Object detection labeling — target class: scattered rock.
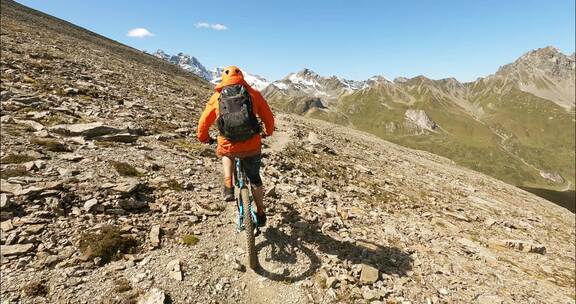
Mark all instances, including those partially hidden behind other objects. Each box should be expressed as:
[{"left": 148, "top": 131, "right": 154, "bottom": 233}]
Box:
[
  {"left": 166, "top": 259, "right": 183, "bottom": 281},
  {"left": 1, "top": 180, "right": 22, "bottom": 195},
  {"left": 1, "top": 243, "right": 35, "bottom": 256},
  {"left": 50, "top": 122, "right": 122, "bottom": 138},
  {"left": 476, "top": 295, "right": 504, "bottom": 304},
  {"left": 25, "top": 224, "right": 45, "bottom": 234},
  {"left": 488, "top": 239, "right": 546, "bottom": 254},
  {"left": 83, "top": 198, "right": 99, "bottom": 212},
  {"left": 113, "top": 179, "right": 141, "bottom": 195},
  {"left": 149, "top": 225, "right": 161, "bottom": 248},
  {"left": 1, "top": 220, "right": 14, "bottom": 232},
  {"left": 17, "top": 181, "right": 63, "bottom": 196},
  {"left": 0, "top": 194, "right": 11, "bottom": 209},
  {"left": 360, "top": 264, "right": 379, "bottom": 284},
  {"left": 94, "top": 133, "right": 139, "bottom": 143},
  {"left": 362, "top": 289, "right": 378, "bottom": 300},
  {"left": 59, "top": 153, "right": 84, "bottom": 161},
  {"left": 137, "top": 288, "right": 166, "bottom": 304},
  {"left": 14, "top": 119, "right": 44, "bottom": 131}
]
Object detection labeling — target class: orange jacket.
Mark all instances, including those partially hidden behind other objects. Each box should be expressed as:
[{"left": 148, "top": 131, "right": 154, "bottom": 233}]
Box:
[{"left": 197, "top": 66, "right": 275, "bottom": 157}]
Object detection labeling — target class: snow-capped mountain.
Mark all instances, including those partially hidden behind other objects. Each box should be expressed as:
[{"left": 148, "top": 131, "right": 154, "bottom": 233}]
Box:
[
  {"left": 152, "top": 49, "right": 271, "bottom": 91},
  {"left": 261, "top": 68, "right": 369, "bottom": 112},
  {"left": 153, "top": 50, "right": 212, "bottom": 80},
  {"left": 209, "top": 67, "right": 270, "bottom": 91}
]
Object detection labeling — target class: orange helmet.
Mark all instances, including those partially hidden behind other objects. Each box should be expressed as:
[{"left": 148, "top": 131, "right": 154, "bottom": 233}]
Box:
[{"left": 219, "top": 66, "right": 245, "bottom": 87}]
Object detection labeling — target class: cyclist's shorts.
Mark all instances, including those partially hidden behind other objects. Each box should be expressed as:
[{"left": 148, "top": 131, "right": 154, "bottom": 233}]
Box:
[{"left": 241, "top": 154, "right": 263, "bottom": 187}]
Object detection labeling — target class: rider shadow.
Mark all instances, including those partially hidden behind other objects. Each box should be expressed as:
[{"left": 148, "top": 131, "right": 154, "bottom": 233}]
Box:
[{"left": 254, "top": 206, "right": 413, "bottom": 283}]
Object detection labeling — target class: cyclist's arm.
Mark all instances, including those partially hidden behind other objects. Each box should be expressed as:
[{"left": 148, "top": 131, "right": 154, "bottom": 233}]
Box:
[
  {"left": 197, "top": 93, "right": 218, "bottom": 143},
  {"left": 252, "top": 91, "right": 275, "bottom": 136}
]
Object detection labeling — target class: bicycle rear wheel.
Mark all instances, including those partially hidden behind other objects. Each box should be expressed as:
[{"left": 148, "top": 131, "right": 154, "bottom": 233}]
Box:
[{"left": 241, "top": 187, "right": 258, "bottom": 269}]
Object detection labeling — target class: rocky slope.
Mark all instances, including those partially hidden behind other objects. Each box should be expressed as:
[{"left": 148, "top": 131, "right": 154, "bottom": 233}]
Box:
[
  {"left": 262, "top": 50, "right": 575, "bottom": 193},
  {"left": 1, "top": 1, "right": 575, "bottom": 304}
]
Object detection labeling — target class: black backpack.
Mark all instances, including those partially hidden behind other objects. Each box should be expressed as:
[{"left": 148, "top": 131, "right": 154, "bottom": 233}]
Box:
[{"left": 217, "top": 84, "right": 261, "bottom": 142}]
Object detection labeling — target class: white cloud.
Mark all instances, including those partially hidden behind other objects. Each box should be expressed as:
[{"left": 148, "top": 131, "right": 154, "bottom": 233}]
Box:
[
  {"left": 195, "top": 22, "right": 227, "bottom": 31},
  {"left": 195, "top": 22, "right": 210, "bottom": 28},
  {"left": 211, "top": 23, "right": 227, "bottom": 31},
  {"left": 127, "top": 28, "right": 155, "bottom": 38}
]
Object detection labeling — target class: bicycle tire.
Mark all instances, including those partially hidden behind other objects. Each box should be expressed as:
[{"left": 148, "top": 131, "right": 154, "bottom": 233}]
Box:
[{"left": 241, "top": 187, "right": 258, "bottom": 269}]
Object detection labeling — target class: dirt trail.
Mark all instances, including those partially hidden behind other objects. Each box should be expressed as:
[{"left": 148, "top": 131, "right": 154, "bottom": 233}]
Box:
[{"left": 265, "top": 121, "right": 293, "bottom": 153}]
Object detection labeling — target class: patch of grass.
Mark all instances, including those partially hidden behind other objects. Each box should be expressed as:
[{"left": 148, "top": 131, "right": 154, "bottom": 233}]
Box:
[
  {"left": 22, "top": 75, "right": 36, "bottom": 84},
  {"left": 0, "top": 165, "right": 30, "bottom": 178},
  {"left": 149, "top": 118, "right": 178, "bottom": 133},
  {"left": 113, "top": 278, "right": 132, "bottom": 293},
  {"left": 94, "top": 141, "right": 118, "bottom": 148},
  {"left": 174, "top": 139, "right": 202, "bottom": 151},
  {"left": 30, "top": 138, "right": 70, "bottom": 152},
  {"left": 161, "top": 138, "right": 203, "bottom": 153},
  {"left": 22, "top": 280, "right": 48, "bottom": 297},
  {"left": 181, "top": 234, "right": 199, "bottom": 246},
  {"left": 0, "top": 153, "right": 37, "bottom": 164},
  {"left": 165, "top": 179, "right": 183, "bottom": 191},
  {"left": 110, "top": 161, "right": 142, "bottom": 177},
  {"left": 40, "top": 115, "right": 69, "bottom": 127},
  {"left": 78, "top": 226, "right": 138, "bottom": 265}
]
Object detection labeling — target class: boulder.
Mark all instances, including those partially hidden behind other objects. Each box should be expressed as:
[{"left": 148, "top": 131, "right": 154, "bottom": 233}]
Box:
[
  {"left": 49, "top": 122, "right": 122, "bottom": 138},
  {"left": 17, "top": 181, "right": 63, "bottom": 196},
  {"left": 113, "top": 179, "right": 140, "bottom": 195},
  {"left": 1, "top": 243, "right": 35, "bottom": 256},
  {"left": 1, "top": 180, "right": 22, "bottom": 195},
  {"left": 93, "top": 133, "right": 139, "bottom": 143},
  {"left": 359, "top": 264, "right": 379, "bottom": 284},
  {"left": 14, "top": 119, "right": 44, "bottom": 131}
]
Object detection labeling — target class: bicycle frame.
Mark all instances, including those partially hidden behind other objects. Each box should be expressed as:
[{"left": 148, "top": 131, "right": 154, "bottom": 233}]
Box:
[{"left": 234, "top": 158, "right": 259, "bottom": 232}]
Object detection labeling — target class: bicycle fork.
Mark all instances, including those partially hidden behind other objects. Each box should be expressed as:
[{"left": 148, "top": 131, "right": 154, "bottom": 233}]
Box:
[{"left": 236, "top": 188, "right": 260, "bottom": 236}]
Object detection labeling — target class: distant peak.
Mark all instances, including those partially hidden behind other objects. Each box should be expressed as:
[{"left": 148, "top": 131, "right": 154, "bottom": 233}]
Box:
[
  {"left": 411, "top": 75, "right": 431, "bottom": 82},
  {"left": 296, "top": 68, "right": 320, "bottom": 78},
  {"left": 518, "top": 46, "right": 566, "bottom": 62}
]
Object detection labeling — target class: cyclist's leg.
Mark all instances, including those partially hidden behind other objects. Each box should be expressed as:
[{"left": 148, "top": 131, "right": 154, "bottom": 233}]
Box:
[
  {"left": 242, "top": 154, "right": 265, "bottom": 215},
  {"left": 222, "top": 156, "right": 235, "bottom": 201}
]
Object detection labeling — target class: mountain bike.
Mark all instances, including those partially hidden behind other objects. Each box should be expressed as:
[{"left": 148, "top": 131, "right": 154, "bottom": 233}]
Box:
[{"left": 234, "top": 157, "right": 260, "bottom": 269}]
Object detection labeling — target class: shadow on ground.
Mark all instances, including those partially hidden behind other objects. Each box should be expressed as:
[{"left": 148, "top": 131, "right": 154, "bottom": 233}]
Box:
[
  {"left": 520, "top": 187, "right": 575, "bottom": 213},
  {"left": 254, "top": 204, "right": 413, "bottom": 282}
]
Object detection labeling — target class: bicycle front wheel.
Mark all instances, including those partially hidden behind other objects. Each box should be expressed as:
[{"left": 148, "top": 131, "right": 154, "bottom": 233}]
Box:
[{"left": 241, "top": 187, "right": 258, "bottom": 269}]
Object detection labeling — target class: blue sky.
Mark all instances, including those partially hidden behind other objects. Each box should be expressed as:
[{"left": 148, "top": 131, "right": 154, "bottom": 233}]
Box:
[{"left": 18, "top": 0, "right": 576, "bottom": 82}]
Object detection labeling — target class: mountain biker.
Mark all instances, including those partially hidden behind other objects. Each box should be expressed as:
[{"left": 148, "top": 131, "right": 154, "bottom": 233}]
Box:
[{"left": 197, "top": 66, "right": 275, "bottom": 227}]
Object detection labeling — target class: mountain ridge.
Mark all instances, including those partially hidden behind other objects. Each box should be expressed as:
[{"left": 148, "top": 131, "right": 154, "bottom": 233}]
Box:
[{"left": 260, "top": 46, "right": 575, "bottom": 194}]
